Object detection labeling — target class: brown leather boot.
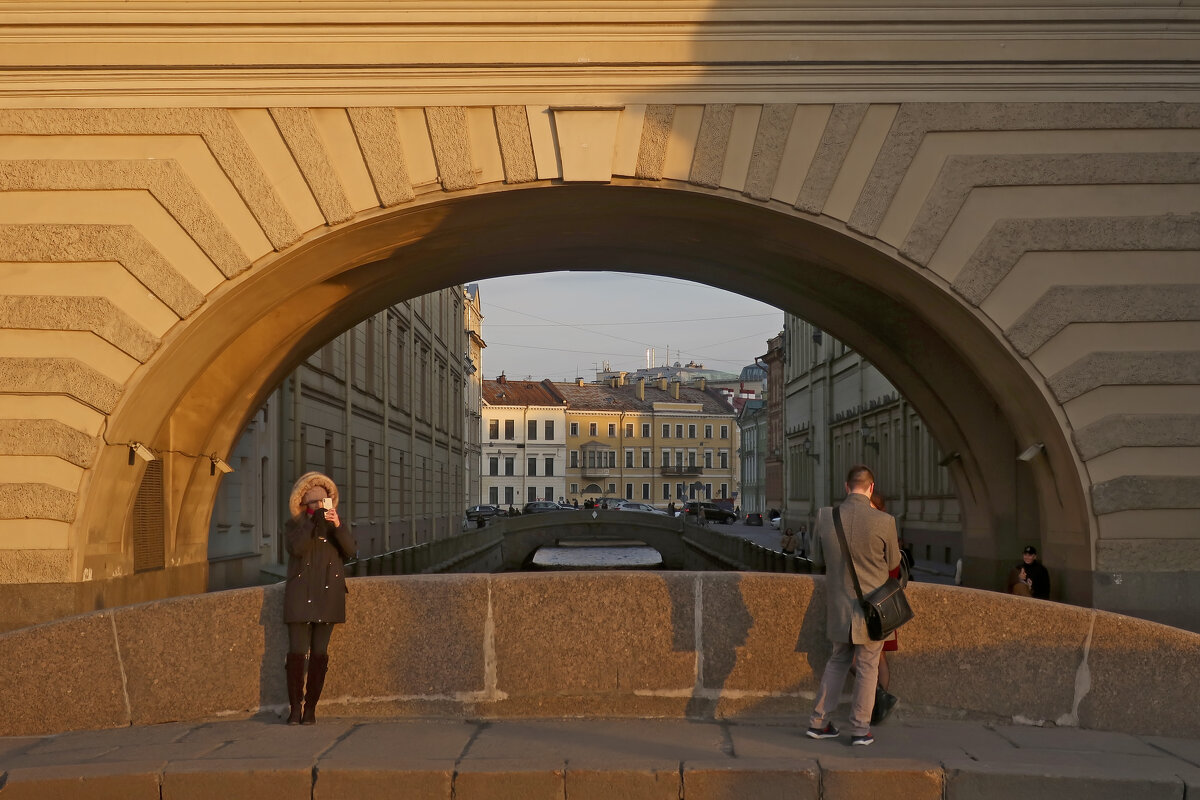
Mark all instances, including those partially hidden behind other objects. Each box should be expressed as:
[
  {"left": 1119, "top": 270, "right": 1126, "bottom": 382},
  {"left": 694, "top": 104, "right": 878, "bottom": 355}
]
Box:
[
  {"left": 285, "top": 653, "right": 306, "bottom": 725},
  {"left": 301, "top": 653, "right": 329, "bottom": 725}
]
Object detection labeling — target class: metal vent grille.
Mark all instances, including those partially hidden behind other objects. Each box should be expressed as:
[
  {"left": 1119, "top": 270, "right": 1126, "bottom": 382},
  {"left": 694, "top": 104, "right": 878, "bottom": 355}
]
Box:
[{"left": 132, "top": 460, "right": 165, "bottom": 573}]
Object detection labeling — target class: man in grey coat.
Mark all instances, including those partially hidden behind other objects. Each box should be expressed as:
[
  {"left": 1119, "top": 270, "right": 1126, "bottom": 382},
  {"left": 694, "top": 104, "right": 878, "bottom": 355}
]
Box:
[{"left": 807, "top": 464, "right": 900, "bottom": 746}]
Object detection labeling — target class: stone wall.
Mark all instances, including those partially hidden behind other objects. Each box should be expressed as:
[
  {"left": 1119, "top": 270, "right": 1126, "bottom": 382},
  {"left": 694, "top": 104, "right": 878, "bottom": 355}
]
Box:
[{"left": 2, "top": 573, "right": 1196, "bottom": 739}]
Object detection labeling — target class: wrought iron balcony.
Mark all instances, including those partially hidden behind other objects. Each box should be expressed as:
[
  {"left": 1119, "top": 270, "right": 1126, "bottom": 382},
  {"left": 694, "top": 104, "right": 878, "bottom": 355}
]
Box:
[{"left": 660, "top": 466, "right": 703, "bottom": 477}]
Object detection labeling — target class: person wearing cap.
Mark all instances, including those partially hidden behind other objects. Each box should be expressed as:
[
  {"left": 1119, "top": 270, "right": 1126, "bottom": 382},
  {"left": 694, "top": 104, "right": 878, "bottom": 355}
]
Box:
[
  {"left": 282, "top": 471, "right": 358, "bottom": 724},
  {"left": 1007, "top": 545, "right": 1050, "bottom": 600}
]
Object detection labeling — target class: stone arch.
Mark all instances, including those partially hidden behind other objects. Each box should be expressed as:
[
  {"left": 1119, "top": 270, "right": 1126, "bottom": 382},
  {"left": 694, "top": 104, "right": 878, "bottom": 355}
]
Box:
[{"left": 2, "top": 99, "right": 1198, "bottom": 629}]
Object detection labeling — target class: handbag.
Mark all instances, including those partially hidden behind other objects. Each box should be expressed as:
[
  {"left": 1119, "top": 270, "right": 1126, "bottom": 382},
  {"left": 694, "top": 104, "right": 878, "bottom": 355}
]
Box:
[{"left": 832, "top": 506, "right": 915, "bottom": 641}]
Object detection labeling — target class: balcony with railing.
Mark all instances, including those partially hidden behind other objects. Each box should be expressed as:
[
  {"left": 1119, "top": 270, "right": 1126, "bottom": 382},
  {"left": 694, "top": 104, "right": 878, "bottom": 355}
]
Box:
[{"left": 660, "top": 465, "right": 703, "bottom": 477}]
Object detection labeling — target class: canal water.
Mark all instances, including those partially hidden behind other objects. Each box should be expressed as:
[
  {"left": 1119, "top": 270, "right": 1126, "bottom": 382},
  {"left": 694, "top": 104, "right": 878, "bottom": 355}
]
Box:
[{"left": 529, "top": 540, "right": 664, "bottom": 570}]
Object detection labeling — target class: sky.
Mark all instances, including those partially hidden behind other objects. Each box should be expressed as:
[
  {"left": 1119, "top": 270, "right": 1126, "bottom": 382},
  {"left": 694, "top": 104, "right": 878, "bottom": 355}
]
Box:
[{"left": 474, "top": 271, "right": 784, "bottom": 382}]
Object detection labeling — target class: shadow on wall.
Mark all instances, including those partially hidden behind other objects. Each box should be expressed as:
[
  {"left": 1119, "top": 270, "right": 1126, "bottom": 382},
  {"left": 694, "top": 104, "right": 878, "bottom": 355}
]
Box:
[{"left": 1, "top": 573, "right": 1198, "bottom": 740}]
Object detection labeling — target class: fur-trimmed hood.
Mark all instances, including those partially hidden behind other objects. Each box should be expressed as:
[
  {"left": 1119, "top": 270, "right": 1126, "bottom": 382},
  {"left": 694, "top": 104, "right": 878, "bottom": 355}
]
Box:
[{"left": 288, "top": 471, "right": 340, "bottom": 518}]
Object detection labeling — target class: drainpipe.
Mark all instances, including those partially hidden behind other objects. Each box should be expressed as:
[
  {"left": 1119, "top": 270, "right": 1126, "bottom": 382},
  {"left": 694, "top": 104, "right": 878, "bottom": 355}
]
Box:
[{"left": 381, "top": 312, "right": 390, "bottom": 550}]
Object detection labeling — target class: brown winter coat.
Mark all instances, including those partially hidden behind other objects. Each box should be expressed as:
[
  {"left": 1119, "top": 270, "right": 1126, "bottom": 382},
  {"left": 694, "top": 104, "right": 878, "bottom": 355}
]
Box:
[
  {"left": 283, "top": 472, "right": 357, "bottom": 624},
  {"left": 811, "top": 492, "right": 901, "bottom": 644}
]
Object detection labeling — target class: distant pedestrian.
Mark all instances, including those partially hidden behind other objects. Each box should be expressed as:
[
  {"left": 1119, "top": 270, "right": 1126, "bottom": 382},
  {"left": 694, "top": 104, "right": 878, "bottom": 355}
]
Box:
[
  {"left": 807, "top": 465, "right": 900, "bottom": 747},
  {"left": 1007, "top": 546, "right": 1049, "bottom": 599},
  {"left": 780, "top": 528, "right": 797, "bottom": 556},
  {"left": 283, "top": 472, "right": 357, "bottom": 725}
]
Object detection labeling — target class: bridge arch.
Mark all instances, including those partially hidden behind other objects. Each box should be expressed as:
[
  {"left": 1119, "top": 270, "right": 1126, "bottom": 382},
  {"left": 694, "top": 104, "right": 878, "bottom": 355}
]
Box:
[{"left": 1, "top": 52, "right": 1196, "bottom": 627}]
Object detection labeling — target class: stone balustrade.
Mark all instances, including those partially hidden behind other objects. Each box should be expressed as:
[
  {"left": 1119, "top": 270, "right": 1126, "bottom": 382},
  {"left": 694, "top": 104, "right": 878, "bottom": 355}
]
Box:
[{"left": 2, "top": 573, "right": 1196, "bottom": 738}]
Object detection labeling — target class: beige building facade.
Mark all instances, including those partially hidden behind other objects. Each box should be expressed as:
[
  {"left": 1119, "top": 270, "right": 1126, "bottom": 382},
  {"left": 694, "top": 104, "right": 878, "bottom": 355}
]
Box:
[
  {"left": 207, "top": 289, "right": 469, "bottom": 591},
  {"left": 0, "top": 3, "right": 1197, "bottom": 630}
]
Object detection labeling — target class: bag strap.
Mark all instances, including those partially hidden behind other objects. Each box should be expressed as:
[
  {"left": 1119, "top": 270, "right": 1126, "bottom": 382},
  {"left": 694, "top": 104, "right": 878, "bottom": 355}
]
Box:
[{"left": 832, "top": 506, "right": 866, "bottom": 604}]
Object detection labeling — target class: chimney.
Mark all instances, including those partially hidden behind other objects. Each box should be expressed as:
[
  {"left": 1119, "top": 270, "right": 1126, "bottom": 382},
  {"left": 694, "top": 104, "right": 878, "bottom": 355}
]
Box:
[
  {"left": 699, "top": 377, "right": 707, "bottom": 391},
  {"left": 637, "top": 378, "right": 645, "bottom": 401},
  {"left": 610, "top": 377, "right": 618, "bottom": 388},
  {"left": 497, "top": 373, "right": 507, "bottom": 384},
  {"left": 576, "top": 377, "right": 585, "bottom": 386},
  {"left": 619, "top": 371, "right": 628, "bottom": 386},
  {"left": 671, "top": 380, "right": 680, "bottom": 400},
  {"left": 658, "top": 377, "right": 668, "bottom": 391}
]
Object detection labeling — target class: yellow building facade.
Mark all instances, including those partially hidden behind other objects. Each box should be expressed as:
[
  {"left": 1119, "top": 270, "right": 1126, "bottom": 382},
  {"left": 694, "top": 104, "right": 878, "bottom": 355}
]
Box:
[{"left": 558, "top": 378, "right": 738, "bottom": 509}]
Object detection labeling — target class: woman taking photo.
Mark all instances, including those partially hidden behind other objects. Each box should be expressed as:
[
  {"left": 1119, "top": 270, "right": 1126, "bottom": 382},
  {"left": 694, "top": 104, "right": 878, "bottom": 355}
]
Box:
[{"left": 283, "top": 472, "right": 357, "bottom": 725}]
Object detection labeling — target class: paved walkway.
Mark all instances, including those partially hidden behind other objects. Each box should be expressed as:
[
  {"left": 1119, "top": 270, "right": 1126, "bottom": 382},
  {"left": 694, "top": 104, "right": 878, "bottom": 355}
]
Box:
[{"left": 2, "top": 714, "right": 1197, "bottom": 798}]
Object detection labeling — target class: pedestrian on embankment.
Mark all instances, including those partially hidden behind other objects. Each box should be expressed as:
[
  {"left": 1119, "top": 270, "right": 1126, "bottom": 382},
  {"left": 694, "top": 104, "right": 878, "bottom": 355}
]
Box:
[{"left": 283, "top": 472, "right": 357, "bottom": 725}]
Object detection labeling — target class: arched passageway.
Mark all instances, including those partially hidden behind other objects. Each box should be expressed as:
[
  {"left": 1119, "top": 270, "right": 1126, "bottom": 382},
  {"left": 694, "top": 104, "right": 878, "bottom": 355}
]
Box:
[{"left": 77, "top": 183, "right": 1089, "bottom": 612}]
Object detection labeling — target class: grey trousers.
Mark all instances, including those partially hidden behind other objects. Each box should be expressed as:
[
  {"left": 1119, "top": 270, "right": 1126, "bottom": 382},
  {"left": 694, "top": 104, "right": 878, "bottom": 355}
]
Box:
[{"left": 809, "top": 639, "right": 885, "bottom": 736}]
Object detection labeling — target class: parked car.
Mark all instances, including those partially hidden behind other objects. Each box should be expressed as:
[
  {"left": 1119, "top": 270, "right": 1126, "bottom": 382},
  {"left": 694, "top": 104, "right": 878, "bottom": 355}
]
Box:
[
  {"left": 465, "top": 504, "right": 501, "bottom": 522},
  {"left": 556, "top": 502, "right": 579, "bottom": 511},
  {"left": 769, "top": 515, "right": 781, "bottom": 530},
  {"left": 618, "top": 502, "right": 669, "bottom": 515},
  {"left": 523, "top": 501, "right": 565, "bottom": 514},
  {"left": 682, "top": 501, "right": 738, "bottom": 523},
  {"left": 744, "top": 512, "right": 763, "bottom": 526}
]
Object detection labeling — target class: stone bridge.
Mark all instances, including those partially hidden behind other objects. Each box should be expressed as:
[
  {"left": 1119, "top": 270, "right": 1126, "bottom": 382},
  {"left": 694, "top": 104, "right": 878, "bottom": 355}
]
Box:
[
  {"left": 0, "top": 2, "right": 1199, "bottom": 632},
  {"left": 2, "top": 573, "right": 1197, "bottom": 741}
]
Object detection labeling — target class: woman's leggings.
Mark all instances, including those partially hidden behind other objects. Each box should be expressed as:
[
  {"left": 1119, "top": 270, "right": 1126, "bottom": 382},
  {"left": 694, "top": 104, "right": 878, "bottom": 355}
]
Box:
[{"left": 287, "top": 622, "right": 334, "bottom": 656}]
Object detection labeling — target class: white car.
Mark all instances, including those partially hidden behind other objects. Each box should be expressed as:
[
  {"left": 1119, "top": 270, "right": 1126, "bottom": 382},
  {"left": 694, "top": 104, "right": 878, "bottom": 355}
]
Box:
[
  {"left": 769, "top": 515, "right": 781, "bottom": 529},
  {"left": 617, "top": 502, "right": 669, "bottom": 515}
]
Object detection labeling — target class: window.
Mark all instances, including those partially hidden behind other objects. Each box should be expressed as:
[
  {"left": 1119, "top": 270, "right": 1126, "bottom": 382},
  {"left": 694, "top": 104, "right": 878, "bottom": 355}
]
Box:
[
  {"left": 704, "top": 424, "right": 712, "bottom": 438},
  {"left": 504, "top": 419, "right": 514, "bottom": 440},
  {"left": 705, "top": 483, "right": 712, "bottom": 499},
  {"left": 688, "top": 451, "right": 696, "bottom": 467},
  {"left": 642, "top": 483, "right": 650, "bottom": 500},
  {"left": 625, "top": 423, "right": 634, "bottom": 437},
  {"left": 720, "top": 425, "right": 729, "bottom": 439},
  {"left": 720, "top": 450, "right": 728, "bottom": 469},
  {"left": 625, "top": 450, "right": 634, "bottom": 468},
  {"left": 528, "top": 420, "right": 537, "bottom": 440},
  {"left": 675, "top": 424, "right": 683, "bottom": 439},
  {"left": 590, "top": 422, "right": 598, "bottom": 436},
  {"left": 527, "top": 457, "right": 537, "bottom": 476},
  {"left": 489, "top": 420, "right": 499, "bottom": 439},
  {"left": 688, "top": 424, "right": 696, "bottom": 439},
  {"left": 528, "top": 486, "right": 536, "bottom": 502},
  {"left": 504, "top": 486, "right": 514, "bottom": 505},
  {"left": 678, "top": 483, "right": 686, "bottom": 499},
  {"left": 625, "top": 483, "right": 633, "bottom": 499},
  {"left": 545, "top": 457, "right": 554, "bottom": 476},
  {"left": 661, "top": 450, "right": 670, "bottom": 467},
  {"left": 662, "top": 484, "right": 670, "bottom": 500},
  {"left": 570, "top": 451, "right": 579, "bottom": 468},
  {"left": 570, "top": 483, "right": 578, "bottom": 494},
  {"left": 570, "top": 422, "right": 579, "bottom": 436},
  {"left": 720, "top": 483, "right": 728, "bottom": 498},
  {"left": 608, "top": 424, "right": 616, "bottom": 437},
  {"left": 545, "top": 420, "right": 554, "bottom": 440},
  {"left": 676, "top": 450, "right": 684, "bottom": 467},
  {"left": 662, "top": 424, "right": 670, "bottom": 438},
  {"left": 505, "top": 457, "right": 514, "bottom": 476},
  {"left": 489, "top": 486, "right": 498, "bottom": 504},
  {"left": 546, "top": 487, "right": 553, "bottom": 502},
  {"left": 489, "top": 456, "right": 498, "bottom": 476},
  {"left": 641, "top": 450, "right": 651, "bottom": 468},
  {"left": 641, "top": 423, "right": 650, "bottom": 438},
  {"left": 607, "top": 483, "right": 615, "bottom": 494},
  {"left": 703, "top": 451, "right": 712, "bottom": 468}
]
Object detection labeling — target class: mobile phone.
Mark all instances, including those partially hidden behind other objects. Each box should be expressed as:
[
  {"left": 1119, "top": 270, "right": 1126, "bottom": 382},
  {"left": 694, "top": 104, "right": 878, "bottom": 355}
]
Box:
[{"left": 320, "top": 497, "right": 333, "bottom": 510}]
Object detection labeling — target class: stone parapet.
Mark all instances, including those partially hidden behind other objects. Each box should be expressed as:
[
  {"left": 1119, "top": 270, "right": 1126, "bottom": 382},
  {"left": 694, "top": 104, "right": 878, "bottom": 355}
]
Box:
[{"left": 1, "top": 573, "right": 1197, "bottom": 739}]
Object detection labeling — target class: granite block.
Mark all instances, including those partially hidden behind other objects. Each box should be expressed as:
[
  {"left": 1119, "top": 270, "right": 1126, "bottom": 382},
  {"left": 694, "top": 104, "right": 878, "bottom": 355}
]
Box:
[
  {"left": 0, "top": 760, "right": 163, "bottom": 800},
  {"left": 563, "top": 766, "right": 681, "bottom": 800},
  {"left": 944, "top": 754, "right": 1186, "bottom": 800},
  {"left": 0, "top": 611, "right": 128, "bottom": 736},
  {"left": 682, "top": 758, "right": 819, "bottom": 799},
  {"left": 489, "top": 572, "right": 697, "bottom": 696},
  {"left": 452, "top": 759, "right": 565, "bottom": 800},
  {"left": 114, "top": 588, "right": 273, "bottom": 726},
  {"left": 314, "top": 764, "right": 453, "bottom": 799},
  {"left": 330, "top": 575, "right": 488, "bottom": 700},
  {"left": 818, "top": 756, "right": 943, "bottom": 799},
  {"left": 161, "top": 756, "right": 314, "bottom": 800},
  {"left": 1081, "top": 612, "right": 1200, "bottom": 738}
]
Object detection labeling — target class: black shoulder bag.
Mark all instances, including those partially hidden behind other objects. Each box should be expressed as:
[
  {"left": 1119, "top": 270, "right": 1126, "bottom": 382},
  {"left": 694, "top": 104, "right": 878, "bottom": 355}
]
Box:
[{"left": 832, "top": 506, "right": 915, "bottom": 641}]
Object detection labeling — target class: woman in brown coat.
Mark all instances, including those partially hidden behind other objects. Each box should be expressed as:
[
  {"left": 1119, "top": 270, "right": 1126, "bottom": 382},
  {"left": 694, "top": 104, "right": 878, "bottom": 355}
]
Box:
[{"left": 283, "top": 472, "right": 357, "bottom": 724}]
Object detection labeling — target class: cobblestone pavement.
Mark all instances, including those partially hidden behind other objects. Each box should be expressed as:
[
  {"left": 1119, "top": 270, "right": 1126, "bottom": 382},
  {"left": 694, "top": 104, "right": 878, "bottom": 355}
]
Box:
[{"left": 2, "top": 715, "right": 1198, "bottom": 799}]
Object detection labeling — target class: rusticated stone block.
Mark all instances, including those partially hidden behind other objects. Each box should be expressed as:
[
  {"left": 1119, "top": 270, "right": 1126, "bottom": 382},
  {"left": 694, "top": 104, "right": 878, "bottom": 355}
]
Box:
[
  {"left": 0, "top": 610, "right": 128, "bottom": 736},
  {"left": 565, "top": 767, "right": 681, "bottom": 800},
  {"left": 0, "top": 761, "right": 163, "bottom": 800},
  {"left": 162, "top": 757, "right": 314, "bottom": 800},
  {"left": 820, "top": 757, "right": 943, "bottom": 799},
  {"left": 453, "top": 760, "right": 565, "bottom": 800},
  {"left": 328, "top": 575, "right": 488, "bottom": 704},
  {"left": 490, "top": 572, "right": 697, "bottom": 699},
  {"left": 114, "top": 588, "right": 274, "bottom": 726}
]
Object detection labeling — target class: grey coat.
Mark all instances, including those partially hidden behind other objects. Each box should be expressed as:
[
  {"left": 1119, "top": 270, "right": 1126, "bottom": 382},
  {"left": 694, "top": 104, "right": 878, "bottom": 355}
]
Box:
[{"left": 812, "top": 493, "right": 901, "bottom": 644}]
